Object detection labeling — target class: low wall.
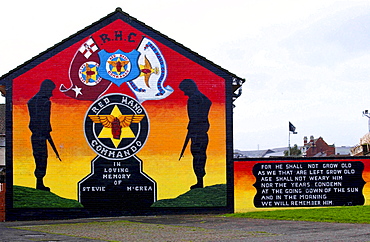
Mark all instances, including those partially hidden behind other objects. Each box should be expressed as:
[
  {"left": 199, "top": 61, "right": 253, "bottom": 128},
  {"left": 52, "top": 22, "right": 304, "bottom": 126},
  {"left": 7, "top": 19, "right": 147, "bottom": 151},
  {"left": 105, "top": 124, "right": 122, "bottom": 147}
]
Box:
[{"left": 234, "top": 157, "right": 369, "bottom": 212}]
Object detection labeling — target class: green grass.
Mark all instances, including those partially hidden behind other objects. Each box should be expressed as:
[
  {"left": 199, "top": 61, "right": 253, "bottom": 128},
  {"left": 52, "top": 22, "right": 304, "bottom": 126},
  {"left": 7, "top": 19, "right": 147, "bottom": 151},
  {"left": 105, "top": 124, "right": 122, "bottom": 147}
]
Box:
[
  {"left": 13, "top": 185, "right": 83, "bottom": 208},
  {"left": 152, "top": 184, "right": 226, "bottom": 207},
  {"left": 13, "top": 184, "right": 226, "bottom": 209},
  {"left": 14, "top": 184, "right": 227, "bottom": 209},
  {"left": 225, "top": 206, "right": 370, "bottom": 224}
]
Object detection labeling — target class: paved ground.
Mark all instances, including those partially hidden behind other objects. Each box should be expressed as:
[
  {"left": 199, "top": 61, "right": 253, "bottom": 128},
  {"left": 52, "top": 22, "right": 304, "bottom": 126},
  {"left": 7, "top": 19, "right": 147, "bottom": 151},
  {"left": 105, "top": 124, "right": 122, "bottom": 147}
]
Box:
[{"left": 0, "top": 214, "right": 369, "bottom": 241}]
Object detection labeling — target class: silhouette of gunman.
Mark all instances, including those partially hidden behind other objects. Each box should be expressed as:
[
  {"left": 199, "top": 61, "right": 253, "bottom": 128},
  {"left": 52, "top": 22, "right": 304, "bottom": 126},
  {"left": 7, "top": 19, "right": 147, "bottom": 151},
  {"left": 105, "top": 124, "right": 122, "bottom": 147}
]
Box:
[
  {"left": 28, "top": 79, "right": 56, "bottom": 191},
  {"left": 179, "top": 79, "right": 212, "bottom": 189}
]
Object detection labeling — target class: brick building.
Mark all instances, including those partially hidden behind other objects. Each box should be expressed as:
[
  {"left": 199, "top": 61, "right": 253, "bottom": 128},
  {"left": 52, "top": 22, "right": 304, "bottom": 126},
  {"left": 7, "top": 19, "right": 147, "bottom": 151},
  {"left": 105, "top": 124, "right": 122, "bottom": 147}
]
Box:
[{"left": 301, "top": 135, "right": 335, "bottom": 157}]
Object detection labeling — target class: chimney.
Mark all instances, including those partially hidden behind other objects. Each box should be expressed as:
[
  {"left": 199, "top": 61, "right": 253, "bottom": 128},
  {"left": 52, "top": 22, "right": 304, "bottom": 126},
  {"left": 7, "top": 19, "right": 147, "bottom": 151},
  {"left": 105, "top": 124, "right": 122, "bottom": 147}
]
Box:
[
  {"left": 310, "top": 135, "right": 314, "bottom": 143},
  {"left": 304, "top": 136, "right": 307, "bottom": 145}
]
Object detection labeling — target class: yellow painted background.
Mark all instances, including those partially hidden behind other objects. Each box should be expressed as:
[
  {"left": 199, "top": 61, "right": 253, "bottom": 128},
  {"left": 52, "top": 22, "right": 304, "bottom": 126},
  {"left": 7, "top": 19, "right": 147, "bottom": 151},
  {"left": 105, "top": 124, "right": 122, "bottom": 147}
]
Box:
[{"left": 13, "top": 99, "right": 226, "bottom": 200}]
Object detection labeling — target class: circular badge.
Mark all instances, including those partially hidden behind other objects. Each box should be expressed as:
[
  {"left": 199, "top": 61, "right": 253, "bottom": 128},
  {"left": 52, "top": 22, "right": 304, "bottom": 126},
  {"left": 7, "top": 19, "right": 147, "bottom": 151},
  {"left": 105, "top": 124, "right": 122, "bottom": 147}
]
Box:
[
  {"left": 84, "top": 94, "right": 149, "bottom": 160},
  {"left": 78, "top": 61, "right": 102, "bottom": 86},
  {"left": 105, "top": 54, "right": 131, "bottom": 79}
]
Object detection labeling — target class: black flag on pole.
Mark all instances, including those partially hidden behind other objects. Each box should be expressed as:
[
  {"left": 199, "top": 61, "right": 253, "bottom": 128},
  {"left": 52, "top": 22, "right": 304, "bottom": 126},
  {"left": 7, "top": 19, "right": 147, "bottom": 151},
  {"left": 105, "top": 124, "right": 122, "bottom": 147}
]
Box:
[{"left": 289, "top": 122, "right": 297, "bottom": 134}]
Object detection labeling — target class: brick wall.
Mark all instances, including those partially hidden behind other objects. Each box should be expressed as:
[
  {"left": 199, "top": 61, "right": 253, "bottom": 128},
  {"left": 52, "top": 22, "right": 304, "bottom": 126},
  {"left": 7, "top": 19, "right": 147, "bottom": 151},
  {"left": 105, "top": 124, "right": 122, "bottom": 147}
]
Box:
[{"left": 0, "top": 104, "right": 4, "bottom": 135}]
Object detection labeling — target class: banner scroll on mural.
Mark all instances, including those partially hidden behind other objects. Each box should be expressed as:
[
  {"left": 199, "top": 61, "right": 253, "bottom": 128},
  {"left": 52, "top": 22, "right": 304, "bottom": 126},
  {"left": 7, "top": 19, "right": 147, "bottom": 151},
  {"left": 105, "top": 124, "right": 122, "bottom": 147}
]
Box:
[{"left": 253, "top": 162, "right": 365, "bottom": 207}]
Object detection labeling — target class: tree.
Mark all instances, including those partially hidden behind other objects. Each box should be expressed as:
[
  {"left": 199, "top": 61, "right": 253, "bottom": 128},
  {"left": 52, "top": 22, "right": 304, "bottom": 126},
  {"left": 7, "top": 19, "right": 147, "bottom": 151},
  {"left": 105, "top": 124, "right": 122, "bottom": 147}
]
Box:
[{"left": 284, "top": 144, "right": 302, "bottom": 156}]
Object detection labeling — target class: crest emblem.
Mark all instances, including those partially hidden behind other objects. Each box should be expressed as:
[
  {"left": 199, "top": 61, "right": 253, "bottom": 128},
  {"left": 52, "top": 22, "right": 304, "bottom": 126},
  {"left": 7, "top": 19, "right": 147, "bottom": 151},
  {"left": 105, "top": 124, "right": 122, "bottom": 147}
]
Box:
[
  {"left": 84, "top": 94, "right": 149, "bottom": 160},
  {"left": 78, "top": 61, "right": 102, "bottom": 86},
  {"left": 98, "top": 50, "right": 141, "bottom": 87}
]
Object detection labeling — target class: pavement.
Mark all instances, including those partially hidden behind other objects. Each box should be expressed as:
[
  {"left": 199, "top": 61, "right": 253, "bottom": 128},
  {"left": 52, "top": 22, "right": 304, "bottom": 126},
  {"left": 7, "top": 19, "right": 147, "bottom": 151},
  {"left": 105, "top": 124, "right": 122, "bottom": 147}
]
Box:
[{"left": 0, "top": 214, "right": 369, "bottom": 241}]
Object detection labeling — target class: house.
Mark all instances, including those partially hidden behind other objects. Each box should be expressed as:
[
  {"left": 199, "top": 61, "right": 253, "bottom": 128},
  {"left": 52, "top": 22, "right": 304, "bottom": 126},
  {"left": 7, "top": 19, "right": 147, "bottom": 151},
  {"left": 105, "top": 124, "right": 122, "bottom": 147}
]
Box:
[
  {"left": 301, "top": 135, "right": 335, "bottom": 157},
  {"left": 351, "top": 132, "right": 370, "bottom": 156},
  {"left": 0, "top": 104, "right": 4, "bottom": 166},
  {"left": 0, "top": 8, "right": 245, "bottom": 220}
]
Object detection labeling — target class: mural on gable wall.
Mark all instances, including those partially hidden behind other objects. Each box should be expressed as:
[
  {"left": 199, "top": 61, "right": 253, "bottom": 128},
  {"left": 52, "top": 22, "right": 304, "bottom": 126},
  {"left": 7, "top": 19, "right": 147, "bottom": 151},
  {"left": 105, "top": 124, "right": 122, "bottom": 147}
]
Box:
[{"left": 11, "top": 14, "right": 230, "bottom": 210}]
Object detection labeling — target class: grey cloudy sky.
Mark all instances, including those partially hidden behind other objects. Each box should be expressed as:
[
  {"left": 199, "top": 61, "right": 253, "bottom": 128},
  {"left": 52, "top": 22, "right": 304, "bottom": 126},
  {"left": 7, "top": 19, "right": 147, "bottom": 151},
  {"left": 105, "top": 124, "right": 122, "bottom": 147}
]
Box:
[{"left": 1, "top": 0, "right": 370, "bottom": 150}]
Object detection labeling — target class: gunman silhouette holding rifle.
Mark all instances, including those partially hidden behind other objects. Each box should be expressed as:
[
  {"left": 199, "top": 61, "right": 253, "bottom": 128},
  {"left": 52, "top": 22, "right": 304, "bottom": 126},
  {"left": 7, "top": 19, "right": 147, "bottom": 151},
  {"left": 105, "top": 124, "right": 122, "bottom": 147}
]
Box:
[
  {"left": 179, "top": 79, "right": 211, "bottom": 190},
  {"left": 28, "top": 79, "right": 61, "bottom": 191}
]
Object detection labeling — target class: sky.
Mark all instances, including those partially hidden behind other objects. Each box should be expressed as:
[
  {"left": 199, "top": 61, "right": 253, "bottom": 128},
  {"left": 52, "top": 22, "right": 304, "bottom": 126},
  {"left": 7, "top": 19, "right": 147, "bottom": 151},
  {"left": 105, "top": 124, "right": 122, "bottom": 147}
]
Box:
[{"left": 1, "top": 0, "right": 370, "bottom": 151}]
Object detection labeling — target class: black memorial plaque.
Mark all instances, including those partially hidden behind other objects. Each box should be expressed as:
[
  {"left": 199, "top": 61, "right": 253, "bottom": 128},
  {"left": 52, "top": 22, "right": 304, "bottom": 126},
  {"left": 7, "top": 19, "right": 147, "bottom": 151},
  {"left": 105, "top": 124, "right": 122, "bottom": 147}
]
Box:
[
  {"left": 79, "top": 155, "right": 156, "bottom": 210},
  {"left": 80, "top": 93, "right": 156, "bottom": 210},
  {"left": 253, "top": 161, "right": 365, "bottom": 207}
]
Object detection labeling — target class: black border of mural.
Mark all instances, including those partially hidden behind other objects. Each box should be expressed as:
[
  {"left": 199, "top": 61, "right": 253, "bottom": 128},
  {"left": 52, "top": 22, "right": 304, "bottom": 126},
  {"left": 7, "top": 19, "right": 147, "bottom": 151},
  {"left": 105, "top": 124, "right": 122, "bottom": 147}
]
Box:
[
  {"left": 0, "top": 8, "right": 244, "bottom": 220},
  {"left": 234, "top": 156, "right": 370, "bottom": 209}
]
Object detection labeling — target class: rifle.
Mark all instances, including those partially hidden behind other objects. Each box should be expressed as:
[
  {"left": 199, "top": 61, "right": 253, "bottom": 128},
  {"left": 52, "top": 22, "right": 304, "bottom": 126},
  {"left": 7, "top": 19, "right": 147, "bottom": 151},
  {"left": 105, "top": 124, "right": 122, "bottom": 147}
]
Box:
[
  {"left": 47, "top": 135, "right": 62, "bottom": 161},
  {"left": 179, "top": 132, "right": 190, "bottom": 161}
]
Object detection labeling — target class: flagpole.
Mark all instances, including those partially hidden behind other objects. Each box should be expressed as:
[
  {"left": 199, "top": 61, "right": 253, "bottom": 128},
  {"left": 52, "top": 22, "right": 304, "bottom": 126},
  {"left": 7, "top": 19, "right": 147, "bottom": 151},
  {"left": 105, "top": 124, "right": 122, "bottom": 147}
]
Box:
[
  {"left": 288, "top": 121, "right": 297, "bottom": 156},
  {"left": 288, "top": 130, "right": 291, "bottom": 156}
]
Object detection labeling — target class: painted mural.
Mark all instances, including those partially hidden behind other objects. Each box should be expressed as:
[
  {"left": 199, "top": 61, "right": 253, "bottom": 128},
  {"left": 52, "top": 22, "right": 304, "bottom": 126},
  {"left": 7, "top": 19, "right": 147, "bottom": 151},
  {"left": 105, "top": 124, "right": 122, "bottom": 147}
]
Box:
[
  {"left": 235, "top": 158, "right": 370, "bottom": 212},
  {"left": 11, "top": 13, "right": 230, "bottom": 211}
]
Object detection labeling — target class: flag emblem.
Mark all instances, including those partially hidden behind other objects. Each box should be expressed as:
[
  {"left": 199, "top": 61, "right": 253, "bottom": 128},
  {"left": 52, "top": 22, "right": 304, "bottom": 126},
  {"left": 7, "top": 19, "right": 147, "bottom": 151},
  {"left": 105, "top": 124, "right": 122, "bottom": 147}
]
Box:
[
  {"left": 289, "top": 122, "right": 297, "bottom": 134},
  {"left": 127, "top": 37, "right": 173, "bottom": 103},
  {"left": 60, "top": 37, "right": 111, "bottom": 100},
  {"left": 79, "top": 38, "right": 98, "bottom": 59}
]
